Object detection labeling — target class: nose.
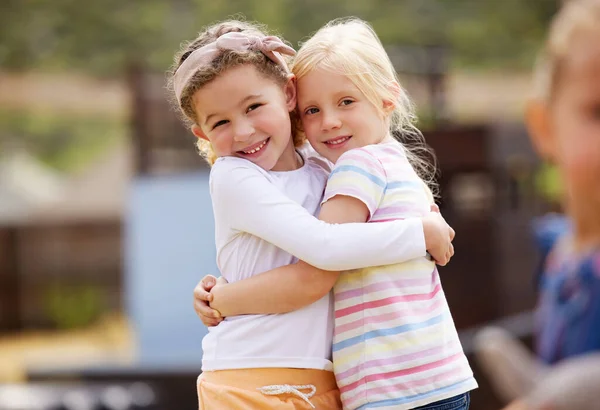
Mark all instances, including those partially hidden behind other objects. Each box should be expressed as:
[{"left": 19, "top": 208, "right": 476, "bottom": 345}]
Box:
[
  {"left": 320, "top": 111, "right": 341, "bottom": 132},
  {"left": 233, "top": 119, "right": 255, "bottom": 142}
]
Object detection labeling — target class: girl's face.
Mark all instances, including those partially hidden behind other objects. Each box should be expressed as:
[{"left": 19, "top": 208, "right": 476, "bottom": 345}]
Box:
[
  {"left": 297, "top": 67, "right": 390, "bottom": 163},
  {"left": 546, "top": 32, "right": 600, "bottom": 219},
  {"left": 192, "top": 64, "right": 298, "bottom": 171}
]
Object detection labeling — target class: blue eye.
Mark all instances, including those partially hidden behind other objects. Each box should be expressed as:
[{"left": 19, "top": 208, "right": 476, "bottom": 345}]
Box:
[
  {"left": 304, "top": 107, "right": 319, "bottom": 115},
  {"left": 340, "top": 99, "right": 354, "bottom": 106}
]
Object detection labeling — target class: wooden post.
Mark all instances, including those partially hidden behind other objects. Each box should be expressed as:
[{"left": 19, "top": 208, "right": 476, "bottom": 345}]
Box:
[{"left": 127, "top": 61, "right": 151, "bottom": 175}]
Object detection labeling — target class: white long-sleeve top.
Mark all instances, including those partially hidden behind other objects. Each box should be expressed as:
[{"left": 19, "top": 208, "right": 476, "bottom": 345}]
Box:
[{"left": 201, "top": 148, "right": 426, "bottom": 371}]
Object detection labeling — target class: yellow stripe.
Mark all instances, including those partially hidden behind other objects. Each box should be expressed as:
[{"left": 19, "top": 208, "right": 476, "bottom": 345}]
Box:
[
  {"left": 332, "top": 322, "right": 451, "bottom": 369},
  {"left": 336, "top": 260, "right": 434, "bottom": 287}
]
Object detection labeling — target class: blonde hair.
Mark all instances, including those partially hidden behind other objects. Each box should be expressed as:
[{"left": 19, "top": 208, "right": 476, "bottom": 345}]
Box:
[
  {"left": 167, "top": 19, "right": 304, "bottom": 165},
  {"left": 292, "top": 18, "right": 438, "bottom": 195},
  {"left": 533, "top": 0, "right": 600, "bottom": 101}
]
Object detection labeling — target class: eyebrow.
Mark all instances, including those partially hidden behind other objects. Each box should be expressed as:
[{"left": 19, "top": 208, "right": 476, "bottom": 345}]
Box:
[{"left": 204, "top": 93, "right": 263, "bottom": 126}]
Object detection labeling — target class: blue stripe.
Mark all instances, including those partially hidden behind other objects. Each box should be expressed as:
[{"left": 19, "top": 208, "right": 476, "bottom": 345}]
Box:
[
  {"left": 333, "top": 314, "right": 445, "bottom": 352},
  {"left": 356, "top": 377, "right": 474, "bottom": 410},
  {"left": 329, "top": 165, "right": 386, "bottom": 188},
  {"left": 386, "top": 180, "right": 423, "bottom": 190}
]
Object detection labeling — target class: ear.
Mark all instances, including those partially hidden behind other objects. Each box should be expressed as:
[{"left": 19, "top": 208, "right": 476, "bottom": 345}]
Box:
[
  {"left": 191, "top": 124, "right": 209, "bottom": 141},
  {"left": 383, "top": 81, "right": 402, "bottom": 114},
  {"left": 283, "top": 74, "right": 297, "bottom": 112},
  {"left": 525, "top": 99, "right": 556, "bottom": 162}
]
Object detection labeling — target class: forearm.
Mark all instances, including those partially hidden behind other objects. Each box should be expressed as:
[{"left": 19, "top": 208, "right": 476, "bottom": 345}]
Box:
[
  {"left": 211, "top": 262, "right": 339, "bottom": 316},
  {"left": 215, "top": 164, "right": 426, "bottom": 272}
]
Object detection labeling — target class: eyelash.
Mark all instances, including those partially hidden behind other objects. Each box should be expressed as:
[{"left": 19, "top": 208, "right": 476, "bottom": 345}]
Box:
[
  {"left": 304, "top": 99, "right": 355, "bottom": 116},
  {"left": 211, "top": 103, "right": 263, "bottom": 129}
]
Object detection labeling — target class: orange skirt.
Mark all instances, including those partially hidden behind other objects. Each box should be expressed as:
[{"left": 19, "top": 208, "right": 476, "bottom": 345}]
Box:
[{"left": 197, "top": 368, "right": 342, "bottom": 409}]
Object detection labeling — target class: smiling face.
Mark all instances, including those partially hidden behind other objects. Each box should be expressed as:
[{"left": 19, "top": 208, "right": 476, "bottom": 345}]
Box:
[
  {"left": 297, "top": 67, "right": 389, "bottom": 163},
  {"left": 191, "top": 64, "right": 299, "bottom": 171}
]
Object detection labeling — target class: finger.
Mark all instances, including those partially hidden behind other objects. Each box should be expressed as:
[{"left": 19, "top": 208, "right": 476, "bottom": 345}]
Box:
[
  {"left": 430, "top": 204, "right": 440, "bottom": 213},
  {"left": 194, "top": 300, "right": 220, "bottom": 318},
  {"left": 202, "top": 317, "right": 222, "bottom": 327},
  {"left": 436, "top": 256, "right": 447, "bottom": 267},
  {"left": 201, "top": 275, "right": 217, "bottom": 290},
  {"left": 449, "top": 243, "right": 454, "bottom": 257},
  {"left": 449, "top": 227, "right": 455, "bottom": 241},
  {"left": 193, "top": 286, "right": 213, "bottom": 302}
]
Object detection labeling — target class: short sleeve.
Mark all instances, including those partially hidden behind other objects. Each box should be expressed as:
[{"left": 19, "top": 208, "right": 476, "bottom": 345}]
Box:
[{"left": 323, "top": 148, "right": 385, "bottom": 218}]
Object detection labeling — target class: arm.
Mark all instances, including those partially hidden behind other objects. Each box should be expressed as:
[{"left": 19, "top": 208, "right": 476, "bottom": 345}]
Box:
[
  {"left": 209, "top": 152, "right": 454, "bottom": 317},
  {"left": 211, "top": 158, "right": 427, "bottom": 271},
  {"left": 210, "top": 195, "right": 368, "bottom": 317}
]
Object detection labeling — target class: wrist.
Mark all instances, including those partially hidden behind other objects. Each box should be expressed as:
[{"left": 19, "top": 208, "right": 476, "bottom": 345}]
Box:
[
  {"left": 209, "top": 284, "right": 227, "bottom": 316},
  {"left": 421, "top": 217, "right": 435, "bottom": 251}
]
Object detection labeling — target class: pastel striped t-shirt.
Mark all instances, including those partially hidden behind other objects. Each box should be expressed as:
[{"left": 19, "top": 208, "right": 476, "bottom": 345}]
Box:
[{"left": 323, "top": 141, "right": 477, "bottom": 410}]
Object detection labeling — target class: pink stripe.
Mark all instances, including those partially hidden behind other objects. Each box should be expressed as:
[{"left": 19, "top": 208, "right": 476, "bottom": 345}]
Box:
[
  {"left": 373, "top": 206, "right": 416, "bottom": 216},
  {"left": 339, "top": 352, "right": 464, "bottom": 394},
  {"left": 334, "top": 297, "right": 445, "bottom": 336},
  {"left": 343, "top": 366, "right": 466, "bottom": 408},
  {"left": 375, "top": 205, "right": 416, "bottom": 215},
  {"left": 340, "top": 151, "right": 379, "bottom": 165},
  {"left": 336, "top": 277, "right": 435, "bottom": 301},
  {"left": 335, "top": 339, "right": 460, "bottom": 382},
  {"left": 335, "top": 284, "right": 442, "bottom": 318}
]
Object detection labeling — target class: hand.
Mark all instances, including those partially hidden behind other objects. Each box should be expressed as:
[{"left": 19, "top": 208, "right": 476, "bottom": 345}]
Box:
[
  {"left": 193, "top": 275, "right": 225, "bottom": 327},
  {"left": 422, "top": 207, "right": 455, "bottom": 266}
]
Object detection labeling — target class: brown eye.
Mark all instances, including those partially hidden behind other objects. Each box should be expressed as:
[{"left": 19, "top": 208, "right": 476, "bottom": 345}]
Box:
[
  {"left": 212, "top": 120, "right": 228, "bottom": 130},
  {"left": 247, "top": 103, "right": 262, "bottom": 113}
]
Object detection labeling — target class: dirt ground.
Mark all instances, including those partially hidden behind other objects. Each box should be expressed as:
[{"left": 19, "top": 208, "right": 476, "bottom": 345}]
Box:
[{"left": 0, "top": 314, "right": 135, "bottom": 382}]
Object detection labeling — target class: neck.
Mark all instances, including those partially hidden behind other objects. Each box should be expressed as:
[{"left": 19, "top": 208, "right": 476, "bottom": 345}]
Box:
[
  {"left": 271, "top": 139, "right": 303, "bottom": 172},
  {"left": 568, "top": 200, "right": 600, "bottom": 252}
]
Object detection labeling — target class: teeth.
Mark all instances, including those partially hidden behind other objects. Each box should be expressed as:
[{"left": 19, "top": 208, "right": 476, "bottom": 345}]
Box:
[
  {"left": 243, "top": 140, "right": 267, "bottom": 154},
  {"left": 328, "top": 137, "right": 349, "bottom": 145}
]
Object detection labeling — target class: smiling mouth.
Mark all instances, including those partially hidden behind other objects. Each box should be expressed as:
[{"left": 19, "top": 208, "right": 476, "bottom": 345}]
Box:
[
  {"left": 324, "top": 136, "right": 351, "bottom": 146},
  {"left": 239, "top": 138, "right": 270, "bottom": 155}
]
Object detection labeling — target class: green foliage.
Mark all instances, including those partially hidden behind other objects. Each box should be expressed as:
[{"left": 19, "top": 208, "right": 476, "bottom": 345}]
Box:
[
  {"left": 0, "top": 0, "right": 560, "bottom": 76},
  {"left": 0, "top": 108, "right": 126, "bottom": 172},
  {"left": 44, "top": 283, "right": 106, "bottom": 329}
]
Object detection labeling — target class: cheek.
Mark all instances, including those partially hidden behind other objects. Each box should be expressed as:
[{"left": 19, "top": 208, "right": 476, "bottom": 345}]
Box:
[
  {"left": 556, "top": 122, "right": 600, "bottom": 191},
  {"left": 302, "top": 120, "right": 320, "bottom": 144},
  {"left": 209, "top": 132, "right": 234, "bottom": 155}
]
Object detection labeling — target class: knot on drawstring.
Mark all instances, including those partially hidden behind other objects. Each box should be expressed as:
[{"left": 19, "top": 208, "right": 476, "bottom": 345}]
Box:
[{"left": 257, "top": 384, "right": 317, "bottom": 408}]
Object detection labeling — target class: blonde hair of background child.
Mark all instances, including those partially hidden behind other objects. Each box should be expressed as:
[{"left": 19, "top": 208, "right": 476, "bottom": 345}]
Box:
[
  {"left": 532, "top": 0, "right": 600, "bottom": 102},
  {"left": 292, "top": 17, "right": 438, "bottom": 195},
  {"left": 168, "top": 20, "right": 305, "bottom": 165}
]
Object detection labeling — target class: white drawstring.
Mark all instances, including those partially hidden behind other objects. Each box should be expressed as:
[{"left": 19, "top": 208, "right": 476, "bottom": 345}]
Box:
[{"left": 257, "top": 384, "right": 317, "bottom": 408}]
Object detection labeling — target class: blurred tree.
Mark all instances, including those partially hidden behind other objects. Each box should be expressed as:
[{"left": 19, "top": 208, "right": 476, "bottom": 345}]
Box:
[{"left": 0, "top": 0, "right": 559, "bottom": 76}]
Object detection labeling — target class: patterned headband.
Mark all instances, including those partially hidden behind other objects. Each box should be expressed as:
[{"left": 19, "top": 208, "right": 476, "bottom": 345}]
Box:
[{"left": 173, "top": 31, "right": 296, "bottom": 104}]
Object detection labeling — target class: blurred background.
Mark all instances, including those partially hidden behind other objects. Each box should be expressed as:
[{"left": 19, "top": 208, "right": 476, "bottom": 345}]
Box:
[{"left": 0, "top": 0, "right": 564, "bottom": 409}]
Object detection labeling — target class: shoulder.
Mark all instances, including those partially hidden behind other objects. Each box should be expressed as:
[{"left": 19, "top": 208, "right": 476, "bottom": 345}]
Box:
[
  {"left": 335, "top": 146, "right": 382, "bottom": 168},
  {"left": 209, "top": 157, "right": 273, "bottom": 200},
  {"left": 332, "top": 146, "right": 386, "bottom": 180},
  {"left": 210, "top": 156, "right": 269, "bottom": 182}
]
